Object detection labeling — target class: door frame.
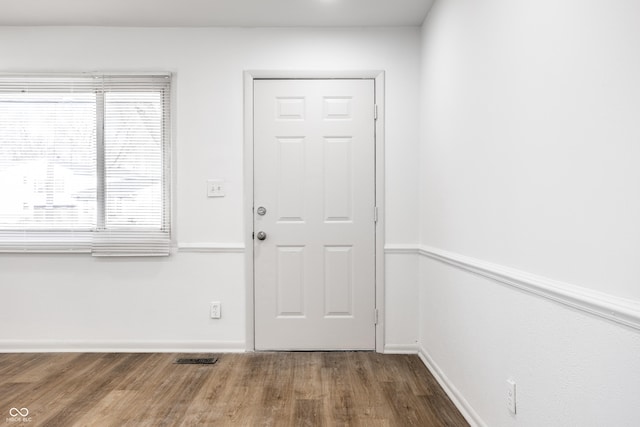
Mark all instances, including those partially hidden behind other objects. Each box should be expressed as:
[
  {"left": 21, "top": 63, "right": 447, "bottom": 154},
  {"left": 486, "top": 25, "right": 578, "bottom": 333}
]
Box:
[{"left": 243, "top": 70, "right": 386, "bottom": 352}]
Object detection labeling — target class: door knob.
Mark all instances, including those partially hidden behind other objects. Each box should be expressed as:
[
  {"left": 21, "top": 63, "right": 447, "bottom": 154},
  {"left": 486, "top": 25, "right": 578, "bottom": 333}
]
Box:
[{"left": 256, "top": 231, "right": 267, "bottom": 241}]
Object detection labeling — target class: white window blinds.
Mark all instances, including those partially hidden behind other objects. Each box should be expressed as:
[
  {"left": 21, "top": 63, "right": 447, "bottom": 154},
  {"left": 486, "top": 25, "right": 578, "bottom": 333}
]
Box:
[{"left": 0, "top": 74, "right": 172, "bottom": 256}]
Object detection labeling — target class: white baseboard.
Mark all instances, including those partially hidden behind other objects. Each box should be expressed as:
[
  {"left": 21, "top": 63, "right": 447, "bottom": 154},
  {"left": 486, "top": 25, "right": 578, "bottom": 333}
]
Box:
[
  {"left": 384, "top": 343, "right": 419, "bottom": 354},
  {"left": 0, "top": 340, "right": 246, "bottom": 353},
  {"left": 418, "top": 344, "right": 486, "bottom": 427}
]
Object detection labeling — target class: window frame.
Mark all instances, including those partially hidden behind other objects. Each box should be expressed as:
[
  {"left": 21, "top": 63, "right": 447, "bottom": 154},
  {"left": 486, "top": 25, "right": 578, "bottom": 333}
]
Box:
[{"left": 0, "top": 72, "right": 172, "bottom": 256}]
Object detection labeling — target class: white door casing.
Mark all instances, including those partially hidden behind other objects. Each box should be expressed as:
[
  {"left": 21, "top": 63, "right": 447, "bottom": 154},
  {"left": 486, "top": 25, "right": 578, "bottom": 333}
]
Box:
[{"left": 253, "top": 79, "right": 376, "bottom": 350}]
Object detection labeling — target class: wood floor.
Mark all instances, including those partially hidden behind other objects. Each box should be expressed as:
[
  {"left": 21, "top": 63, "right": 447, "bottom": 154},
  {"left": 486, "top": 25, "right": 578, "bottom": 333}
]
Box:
[{"left": 0, "top": 352, "right": 468, "bottom": 427}]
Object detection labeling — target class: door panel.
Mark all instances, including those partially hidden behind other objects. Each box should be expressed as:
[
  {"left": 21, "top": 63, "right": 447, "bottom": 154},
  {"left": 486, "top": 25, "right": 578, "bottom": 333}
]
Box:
[{"left": 254, "top": 79, "right": 375, "bottom": 350}]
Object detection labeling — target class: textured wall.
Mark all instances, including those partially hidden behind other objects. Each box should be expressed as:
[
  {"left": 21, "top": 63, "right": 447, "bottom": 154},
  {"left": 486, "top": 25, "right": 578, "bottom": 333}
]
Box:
[
  {"left": 0, "top": 26, "right": 421, "bottom": 350},
  {"left": 419, "top": 0, "right": 640, "bottom": 425}
]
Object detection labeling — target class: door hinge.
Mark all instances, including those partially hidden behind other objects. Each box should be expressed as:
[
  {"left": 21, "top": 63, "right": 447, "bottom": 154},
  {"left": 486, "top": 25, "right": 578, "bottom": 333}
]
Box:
[
  {"left": 374, "top": 104, "right": 378, "bottom": 121},
  {"left": 374, "top": 308, "right": 379, "bottom": 325},
  {"left": 374, "top": 206, "right": 378, "bottom": 223}
]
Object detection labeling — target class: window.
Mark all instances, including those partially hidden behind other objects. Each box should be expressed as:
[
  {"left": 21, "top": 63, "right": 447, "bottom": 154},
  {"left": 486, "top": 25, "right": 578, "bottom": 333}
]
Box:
[{"left": 0, "top": 74, "right": 171, "bottom": 256}]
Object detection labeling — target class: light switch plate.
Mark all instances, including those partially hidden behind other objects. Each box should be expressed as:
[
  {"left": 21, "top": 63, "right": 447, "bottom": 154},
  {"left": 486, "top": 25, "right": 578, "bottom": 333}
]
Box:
[{"left": 207, "top": 180, "right": 225, "bottom": 197}]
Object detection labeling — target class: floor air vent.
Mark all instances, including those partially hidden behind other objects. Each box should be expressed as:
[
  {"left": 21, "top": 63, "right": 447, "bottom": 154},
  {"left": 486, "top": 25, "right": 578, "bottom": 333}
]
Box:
[{"left": 174, "top": 357, "right": 218, "bottom": 365}]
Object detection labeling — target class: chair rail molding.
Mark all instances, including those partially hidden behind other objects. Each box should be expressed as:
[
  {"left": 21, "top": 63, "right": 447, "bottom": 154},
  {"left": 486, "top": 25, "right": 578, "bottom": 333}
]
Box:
[
  {"left": 418, "top": 244, "right": 640, "bottom": 331},
  {"left": 384, "top": 243, "right": 420, "bottom": 255},
  {"left": 176, "top": 242, "right": 245, "bottom": 253}
]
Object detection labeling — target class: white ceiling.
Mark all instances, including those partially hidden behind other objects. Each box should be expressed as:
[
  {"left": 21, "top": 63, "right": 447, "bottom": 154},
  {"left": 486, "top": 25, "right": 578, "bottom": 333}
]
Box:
[{"left": 0, "top": 0, "right": 434, "bottom": 27}]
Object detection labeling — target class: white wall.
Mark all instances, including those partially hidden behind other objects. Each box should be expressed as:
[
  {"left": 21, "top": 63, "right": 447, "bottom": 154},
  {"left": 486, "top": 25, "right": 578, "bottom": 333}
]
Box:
[
  {"left": 419, "top": 0, "right": 640, "bottom": 425},
  {"left": 0, "top": 27, "right": 421, "bottom": 350}
]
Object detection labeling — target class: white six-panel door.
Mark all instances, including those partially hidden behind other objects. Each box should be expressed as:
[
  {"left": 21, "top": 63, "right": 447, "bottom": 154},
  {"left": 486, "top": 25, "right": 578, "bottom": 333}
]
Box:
[{"left": 253, "top": 79, "right": 376, "bottom": 350}]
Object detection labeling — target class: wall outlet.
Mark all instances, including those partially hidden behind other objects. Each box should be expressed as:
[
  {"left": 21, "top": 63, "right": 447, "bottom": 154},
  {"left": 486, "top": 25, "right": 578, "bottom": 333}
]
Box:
[
  {"left": 210, "top": 301, "right": 221, "bottom": 319},
  {"left": 506, "top": 379, "right": 517, "bottom": 414}
]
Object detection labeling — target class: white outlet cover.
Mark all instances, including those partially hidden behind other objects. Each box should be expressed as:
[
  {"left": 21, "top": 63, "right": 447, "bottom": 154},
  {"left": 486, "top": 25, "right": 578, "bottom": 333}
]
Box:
[
  {"left": 210, "top": 301, "right": 221, "bottom": 319},
  {"left": 506, "top": 379, "right": 517, "bottom": 414}
]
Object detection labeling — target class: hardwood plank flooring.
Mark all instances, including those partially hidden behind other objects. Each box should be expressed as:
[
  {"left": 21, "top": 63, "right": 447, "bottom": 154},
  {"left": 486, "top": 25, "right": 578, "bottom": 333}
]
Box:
[{"left": 0, "top": 352, "right": 468, "bottom": 427}]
